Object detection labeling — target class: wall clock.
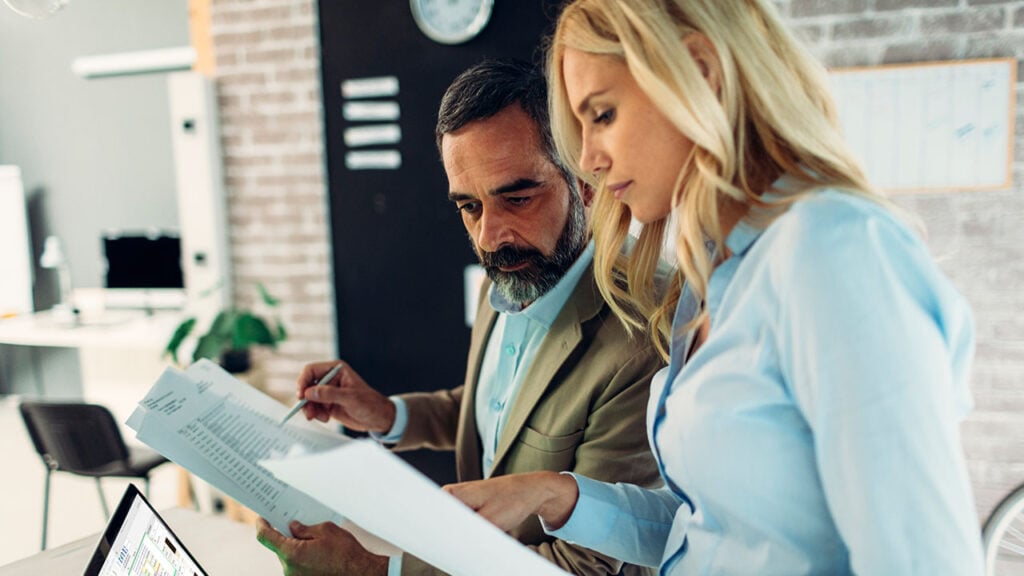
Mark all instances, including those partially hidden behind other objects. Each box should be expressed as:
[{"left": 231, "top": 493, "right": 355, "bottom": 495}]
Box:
[{"left": 410, "top": 0, "right": 494, "bottom": 45}]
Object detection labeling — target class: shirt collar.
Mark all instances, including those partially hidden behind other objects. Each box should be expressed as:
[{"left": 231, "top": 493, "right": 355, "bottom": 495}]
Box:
[
  {"left": 489, "top": 241, "right": 595, "bottom": 329},
  {"left": 724, "top": 173, "right": 801, "bottom": 257},
  {"left": 724, "top": 219, "right": 761, "bottom": 258}
]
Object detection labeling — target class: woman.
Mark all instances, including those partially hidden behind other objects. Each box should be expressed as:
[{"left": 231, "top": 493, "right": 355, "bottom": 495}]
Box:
[{"left": 444, "top": 0, "right": 983, "bottom": 574}]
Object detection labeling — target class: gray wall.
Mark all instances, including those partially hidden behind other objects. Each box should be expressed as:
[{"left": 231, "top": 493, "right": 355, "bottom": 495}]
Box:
[{"left": 0, "top": 1, "right": 189, "bottom": 304}]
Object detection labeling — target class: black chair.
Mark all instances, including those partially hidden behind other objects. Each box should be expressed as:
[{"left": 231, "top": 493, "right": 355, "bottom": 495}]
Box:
[{"left": 19, "top": 401, "right": 169, "bottom": 550}]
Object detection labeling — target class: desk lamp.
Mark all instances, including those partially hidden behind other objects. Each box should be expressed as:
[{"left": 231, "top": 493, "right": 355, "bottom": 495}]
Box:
[
  {"left": 39, "top": 235, "right": 78, "bottom": 325},
  {"left": 2, "top": 0, "right": 66, "bottom": 19}
]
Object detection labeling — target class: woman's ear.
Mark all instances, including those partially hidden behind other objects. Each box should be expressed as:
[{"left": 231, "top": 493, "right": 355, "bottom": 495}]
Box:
[{"left": 684, "top": 33, "right": 722, "bottom": 96}]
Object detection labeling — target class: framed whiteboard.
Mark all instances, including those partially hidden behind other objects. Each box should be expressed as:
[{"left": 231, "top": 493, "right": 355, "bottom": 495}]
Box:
[
  {"left": 829, "top": 58, "right": 1016, "bottom": 193},
  {"left": 0, "top": 166, "right": 33, "bottom": 316}
]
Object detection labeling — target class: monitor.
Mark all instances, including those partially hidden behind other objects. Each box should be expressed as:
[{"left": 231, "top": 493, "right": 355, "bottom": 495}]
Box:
[{"left": 102, "top": 232, "right": 186, "bottom": 310}]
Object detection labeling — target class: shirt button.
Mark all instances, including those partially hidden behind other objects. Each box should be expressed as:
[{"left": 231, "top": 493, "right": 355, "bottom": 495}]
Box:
[
  {"left": 491, "top": 399, "right": 504, "bottom": 411},
  {"left": 504, "top": 344, "right": 516, "bottom": 356}
]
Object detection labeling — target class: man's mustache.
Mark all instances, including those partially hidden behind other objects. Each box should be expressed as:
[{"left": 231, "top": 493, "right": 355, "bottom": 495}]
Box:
[{"left": 480, "top": 245, "right": 543, "bottom": 269}]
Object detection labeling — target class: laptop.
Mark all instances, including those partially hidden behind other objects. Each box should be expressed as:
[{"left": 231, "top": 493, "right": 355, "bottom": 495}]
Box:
[{"left": 83, "top": 484, "right": 208, "bottom": 576}]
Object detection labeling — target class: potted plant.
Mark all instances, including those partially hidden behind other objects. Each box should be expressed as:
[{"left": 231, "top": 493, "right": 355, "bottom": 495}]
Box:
[{"left": 164, "top": 283, "right": 287, "bottom": 373}]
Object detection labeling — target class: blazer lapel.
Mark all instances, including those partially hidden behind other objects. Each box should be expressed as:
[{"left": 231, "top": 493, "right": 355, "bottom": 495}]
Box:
[
  {"left": 489, "top": 265, "right": 604, "bottom": 474},
  {"left": 455, "top": 284, "right": 498, "bottom": 482}
]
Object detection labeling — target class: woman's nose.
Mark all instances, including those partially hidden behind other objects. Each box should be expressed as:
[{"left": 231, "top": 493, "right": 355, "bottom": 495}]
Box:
[{"left": 578, "top": 137, "right": 608, "bottom": 176}]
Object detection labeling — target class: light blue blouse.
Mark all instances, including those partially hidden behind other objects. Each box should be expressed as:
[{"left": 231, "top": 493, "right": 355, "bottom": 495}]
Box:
[{"left": 549, "top": 190, "right": 983, "bottom": 575}]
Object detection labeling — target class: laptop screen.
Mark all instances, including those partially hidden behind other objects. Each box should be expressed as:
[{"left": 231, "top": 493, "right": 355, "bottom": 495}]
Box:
[{"left": 84, "top": 484, "right": 207, "bottom": 576}]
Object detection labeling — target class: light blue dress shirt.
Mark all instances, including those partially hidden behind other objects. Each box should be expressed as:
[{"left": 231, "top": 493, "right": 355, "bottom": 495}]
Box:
[{"left": 548, "top": 190, "right": 983, "bottom": 575}]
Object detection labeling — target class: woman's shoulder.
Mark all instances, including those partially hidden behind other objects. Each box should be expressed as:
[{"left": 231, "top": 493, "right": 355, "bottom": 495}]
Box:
[
  {"left": 753, "top": 188, "right": 929, "bottom": 281},
  {"left": 780, "top": 189, "right": 910, "bottom": 235},
  {"left": 765, "top": 189, "right": 917, "bottom": 251}
]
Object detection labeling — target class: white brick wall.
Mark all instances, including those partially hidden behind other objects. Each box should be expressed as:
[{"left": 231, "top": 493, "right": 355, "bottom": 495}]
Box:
[
  {"left": 208, "top": 0, "right": 335, "bottom": 394},
  {"left": 209, "top": 0, "right": 1024, "bottom": 523}
]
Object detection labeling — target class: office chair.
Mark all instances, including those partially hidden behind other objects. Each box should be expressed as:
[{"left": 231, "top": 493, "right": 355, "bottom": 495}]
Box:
[{"left": 19, "top": 401, "right": 169, "bottom": 550}]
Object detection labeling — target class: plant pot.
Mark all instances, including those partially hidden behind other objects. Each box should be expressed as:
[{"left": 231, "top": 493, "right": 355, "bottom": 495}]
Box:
[{"left": 219, "top": 349, "right": 251, "bottom": 374}]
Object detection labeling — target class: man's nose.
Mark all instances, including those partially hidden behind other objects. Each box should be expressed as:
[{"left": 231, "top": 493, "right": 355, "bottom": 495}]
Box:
[{"left": 476, "top": 210, "right": 515, "bottom": 254}]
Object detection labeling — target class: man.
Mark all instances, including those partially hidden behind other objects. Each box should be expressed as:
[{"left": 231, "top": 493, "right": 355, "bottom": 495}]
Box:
[{"left": 257, "top": 59, "right": 663, "bottom": 576}]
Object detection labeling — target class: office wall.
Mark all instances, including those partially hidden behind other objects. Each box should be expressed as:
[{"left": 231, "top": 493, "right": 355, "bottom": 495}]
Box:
[
  {"left": 205, "top": 0, "right": 336, "bottom": 385},
  {"left": 207, "top": 0, "right": 1023, "bottom": 521},
  {"left": 0, "top": 2, "right": 188, "bottom": 299}
]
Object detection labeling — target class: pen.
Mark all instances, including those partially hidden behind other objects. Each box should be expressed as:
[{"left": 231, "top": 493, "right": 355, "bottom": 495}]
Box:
[{"left": 278, "top": 362, "right": 344, "bottom": 426}]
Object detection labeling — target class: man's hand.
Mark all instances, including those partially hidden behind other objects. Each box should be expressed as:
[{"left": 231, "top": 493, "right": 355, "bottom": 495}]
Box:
[
  {"left": 443, "top": 471, "right": 580, "bottom": 532},
  {"left": 256, "top": 519, "right": 389, "bottom": 576},
  {"left": 297, "top": 361, "right": 397, "bottom": 433}
]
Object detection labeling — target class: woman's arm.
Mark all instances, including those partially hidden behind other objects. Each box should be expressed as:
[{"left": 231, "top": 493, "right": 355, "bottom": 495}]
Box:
[
  {"left": 445, "top": 473, "right": 684, "bottom": 567},
  {"left": 777, "top": 199, "right": 982, "bottom": 574}
]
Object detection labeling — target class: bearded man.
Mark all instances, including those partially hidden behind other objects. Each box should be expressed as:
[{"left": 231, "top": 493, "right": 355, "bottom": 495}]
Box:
[{"left": 256, "top": 59, "right": 664, "bottom": 576}]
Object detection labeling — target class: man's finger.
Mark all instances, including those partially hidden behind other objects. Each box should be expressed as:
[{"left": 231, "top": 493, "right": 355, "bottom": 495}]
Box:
[
  {"left": 256, "top": 518, "right": 286, "bottom": 550},
  {"left": 289, "top": 520, "right": 314, "bottom": 539},
  {"left": 305, "top": 385, "right": 344, "bottom": 404}
]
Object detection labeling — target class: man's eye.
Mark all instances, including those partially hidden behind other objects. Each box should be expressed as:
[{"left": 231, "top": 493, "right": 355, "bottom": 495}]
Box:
[
  {"left": 457, "top": 202, "right": 480, "bottom": 214},
  {"left": 507, "top": 197, "right": 530, "bottom": 206}
]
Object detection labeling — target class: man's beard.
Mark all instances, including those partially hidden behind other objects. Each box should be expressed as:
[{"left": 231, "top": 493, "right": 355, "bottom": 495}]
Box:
[{"left": 477, "top": 191, "right": 588, "bottom": 304}]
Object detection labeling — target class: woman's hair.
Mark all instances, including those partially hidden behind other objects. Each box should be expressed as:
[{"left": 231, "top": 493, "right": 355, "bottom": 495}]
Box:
[{"left": 548, "top": 0, "right": 897, "bottom": 359}]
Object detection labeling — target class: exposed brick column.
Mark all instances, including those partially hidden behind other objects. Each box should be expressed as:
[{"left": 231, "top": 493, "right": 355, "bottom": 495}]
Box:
[{"left": 207, "top": 0, "right": 336, "bottom": 396}]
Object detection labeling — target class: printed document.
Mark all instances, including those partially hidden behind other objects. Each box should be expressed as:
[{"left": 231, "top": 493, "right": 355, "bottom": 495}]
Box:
[
  {"left": 129, "top": 360, "right": 568, "bottom": 575},
  {"left": 261, "top": 441, "right": 569, "bottom": 576},
  {"left": 126, "top": 359, "right": 396, "bottom": 554}
]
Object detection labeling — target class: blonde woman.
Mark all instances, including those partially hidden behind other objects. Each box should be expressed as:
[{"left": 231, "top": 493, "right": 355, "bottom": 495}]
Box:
[{"left": 444, "top": 0, "right": 984, "bottom": 574}]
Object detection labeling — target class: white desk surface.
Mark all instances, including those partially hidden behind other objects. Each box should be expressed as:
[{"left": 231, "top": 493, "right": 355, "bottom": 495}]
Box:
[
  {"left": 0, "top": 309, "right": 182, "bottom": 349},
  {"left": 0, "top": 508, "right": 281, "bottom": 575}
]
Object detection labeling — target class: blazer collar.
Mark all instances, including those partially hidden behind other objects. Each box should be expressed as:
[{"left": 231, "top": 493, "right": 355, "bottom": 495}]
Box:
[
  {"left": 456, "top": 282, "right": 498, "bottom": 481},
  {"left": 489, "top": 264, "right": 602, "bottom": 473}
]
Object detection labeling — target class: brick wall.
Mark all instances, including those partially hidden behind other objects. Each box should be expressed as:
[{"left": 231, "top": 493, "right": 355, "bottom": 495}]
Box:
[
  {"left": 207, "top": 0, "right": 335, "bottom": 396},
  {"left": 207, "top": 1, "right": 1023, "bottom": 523}
]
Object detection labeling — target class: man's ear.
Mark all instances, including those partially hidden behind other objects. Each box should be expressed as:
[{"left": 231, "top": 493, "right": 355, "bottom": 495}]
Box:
[
  {"left": 684, "top": 33, "right": 722, "bottom": 97},
  {"left": 578, "top": 178, "right": 595, "bottom": 207}
]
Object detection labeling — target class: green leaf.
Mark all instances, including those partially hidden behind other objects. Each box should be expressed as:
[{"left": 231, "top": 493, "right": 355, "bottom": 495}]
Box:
[
  {"left": 163, "top": 317, "right": 197, "bottom": 365},
  {"left": 208, "top": 310, "right": 236, "bottom": 339},
  {"left": 275, "top": 320, "right": 287, "bottom": 343},
  {"left": 192, "top": 332, "right": 228, "bottom": 363},
  {"left": 257, "top": 282, "right": 279, "bottom": 307},
  {"left": 232, "top": 312, "right": 277, "bottom": 349}
]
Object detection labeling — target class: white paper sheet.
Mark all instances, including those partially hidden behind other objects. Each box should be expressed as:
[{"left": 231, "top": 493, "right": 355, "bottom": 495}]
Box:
[
  {"left": 127, "top": 359, "right": 399, "bottom": 555},
  {"left": 261, "top": 441, "right": 570, "bottom": 576}
]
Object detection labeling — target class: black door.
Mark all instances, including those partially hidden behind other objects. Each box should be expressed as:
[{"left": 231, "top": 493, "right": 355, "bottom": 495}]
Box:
[{"left": 318, "top": 1, "right": 563, "bottom": 484}]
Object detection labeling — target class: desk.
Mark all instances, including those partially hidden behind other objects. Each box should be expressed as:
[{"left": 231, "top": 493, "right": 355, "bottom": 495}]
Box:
[
  {"left": 0, "top": 309, "right": 182, "bottom": 349},
  {"left": 0, "top": 508, "right": 281, "bottom": 575},
  {"left": 0, "top": 309, "right": 182, "bottom": 427}
]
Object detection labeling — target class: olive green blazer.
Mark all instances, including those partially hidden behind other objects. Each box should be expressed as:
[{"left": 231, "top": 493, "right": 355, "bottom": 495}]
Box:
[{"left": 395, "top": 265, "right": 664, "bottom": 576}]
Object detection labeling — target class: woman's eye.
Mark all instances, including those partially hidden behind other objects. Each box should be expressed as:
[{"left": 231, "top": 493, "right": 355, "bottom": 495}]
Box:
[{"left": 594, "top": 108, "right": 615, "bottom": 124}]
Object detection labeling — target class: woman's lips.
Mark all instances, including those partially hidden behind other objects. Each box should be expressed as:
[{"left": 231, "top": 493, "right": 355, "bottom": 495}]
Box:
[{"left": 608, "top": 180, "right": 632, "bottom": 199}]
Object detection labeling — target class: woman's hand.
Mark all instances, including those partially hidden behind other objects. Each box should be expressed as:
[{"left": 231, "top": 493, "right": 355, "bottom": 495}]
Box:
[{"left": 443, "top": 471, "right": 580, "bottom": 532}]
